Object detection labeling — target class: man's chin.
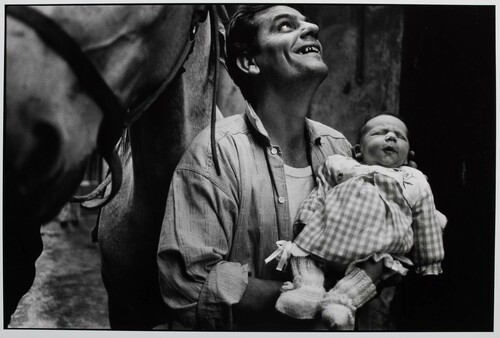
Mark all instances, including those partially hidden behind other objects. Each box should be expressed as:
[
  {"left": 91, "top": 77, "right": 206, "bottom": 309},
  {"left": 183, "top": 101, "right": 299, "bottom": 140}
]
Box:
[
  {"left": 298, "top": 63, "right": 328, "bottom": 84},
  {"left": 311, "top": 62, "right": 328, "bottom": 78}
]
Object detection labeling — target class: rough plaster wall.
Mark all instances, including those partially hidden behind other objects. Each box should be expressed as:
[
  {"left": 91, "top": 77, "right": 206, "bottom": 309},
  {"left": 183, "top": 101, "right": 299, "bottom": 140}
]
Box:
[
  {"left": 308, "top": 5, "right": 404, "bottom": 144},
  {"left": 217, "top": 5, "right": 404, "bottom": 145}
]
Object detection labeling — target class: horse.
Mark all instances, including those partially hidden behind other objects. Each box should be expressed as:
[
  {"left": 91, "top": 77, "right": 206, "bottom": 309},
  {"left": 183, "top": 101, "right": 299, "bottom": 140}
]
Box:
[
  {"left": 4, "top": 4, "right": 219, "bottom": 325},
  {"left": 95, "top": 8, "right": 227, "bottom": 329}
]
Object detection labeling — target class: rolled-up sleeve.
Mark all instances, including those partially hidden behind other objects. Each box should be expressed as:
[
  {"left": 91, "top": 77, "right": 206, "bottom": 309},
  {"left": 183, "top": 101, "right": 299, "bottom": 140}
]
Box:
[
  {"left": 197, "top": 261, "right": 249, "bottom": 329},
  {"left": 157, "top": 166, "right": 247, "bottom": 329}
]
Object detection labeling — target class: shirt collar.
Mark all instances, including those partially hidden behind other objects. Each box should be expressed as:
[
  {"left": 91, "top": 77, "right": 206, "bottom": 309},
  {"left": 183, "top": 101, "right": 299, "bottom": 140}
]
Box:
[
  {"left": 245, "top": 102, "right": 270, "bottom": 140},
  {"left": 244, "top": 101, "right": 323, "bottom": 146}
]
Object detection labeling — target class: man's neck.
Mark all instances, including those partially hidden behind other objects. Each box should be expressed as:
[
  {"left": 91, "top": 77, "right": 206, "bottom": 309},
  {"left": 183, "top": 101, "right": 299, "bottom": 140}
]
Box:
[{"left": 252, "top": 91, "right": 311, "bottom": 168}]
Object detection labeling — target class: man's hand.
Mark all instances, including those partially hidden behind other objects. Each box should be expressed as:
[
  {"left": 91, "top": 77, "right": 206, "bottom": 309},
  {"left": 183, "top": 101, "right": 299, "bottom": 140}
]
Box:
[{"left": 407, "top": 150, "right": 417, "bottom": 168}]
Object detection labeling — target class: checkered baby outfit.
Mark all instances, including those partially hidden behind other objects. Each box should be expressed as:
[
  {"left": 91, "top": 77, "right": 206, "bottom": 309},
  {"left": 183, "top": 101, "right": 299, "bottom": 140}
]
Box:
[{"left": 293, "top": 155, "right": 445, "bottom": 275}]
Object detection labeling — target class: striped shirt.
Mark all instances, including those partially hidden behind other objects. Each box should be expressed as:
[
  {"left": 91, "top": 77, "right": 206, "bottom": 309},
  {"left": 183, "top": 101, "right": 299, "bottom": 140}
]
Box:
[
  {"left": 157, "top": 103, "right": 352, "bottom": 330},
  {"left": 294, "top": 155, "right": 445, "bottom": 276}
]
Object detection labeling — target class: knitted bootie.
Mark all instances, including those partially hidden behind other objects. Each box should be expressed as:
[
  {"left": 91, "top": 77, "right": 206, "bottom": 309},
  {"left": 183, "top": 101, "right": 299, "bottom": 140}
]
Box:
[
  {"left": 321, "top": 266, "right": 377, "bottom": 330},
  {"left": 275, "top": 256, "right": 326, "bottom": 319},
  {"left": 321, "top": 292, "right": 356, "bottom": 330}
]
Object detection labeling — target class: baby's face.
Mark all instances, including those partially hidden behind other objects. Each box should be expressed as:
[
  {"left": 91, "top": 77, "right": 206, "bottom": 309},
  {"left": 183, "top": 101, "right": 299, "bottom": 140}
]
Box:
[{"left": 359, "top": 115, "right": 410, "bottom": 168}]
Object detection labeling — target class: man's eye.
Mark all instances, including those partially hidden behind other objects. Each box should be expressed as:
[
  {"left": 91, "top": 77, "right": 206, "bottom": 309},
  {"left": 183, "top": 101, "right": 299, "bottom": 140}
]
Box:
[{"left": 279, "top": 22, "right": 293, "bottom": 31}]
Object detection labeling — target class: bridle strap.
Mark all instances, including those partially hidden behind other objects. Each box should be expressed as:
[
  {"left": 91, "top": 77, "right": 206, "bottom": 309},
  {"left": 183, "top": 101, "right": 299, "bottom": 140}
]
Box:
[
  {"left": 125, "top": 13, "right": 198, "bottom": 125},
  {"left": 210, "top": 5, "right": 222, "bottom": 176}
]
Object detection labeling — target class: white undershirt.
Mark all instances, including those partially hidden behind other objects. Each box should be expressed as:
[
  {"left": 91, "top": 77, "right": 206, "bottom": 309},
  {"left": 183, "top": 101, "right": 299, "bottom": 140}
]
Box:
[{"left": 284, "top": 165, "right": 315, "bottom": 222}]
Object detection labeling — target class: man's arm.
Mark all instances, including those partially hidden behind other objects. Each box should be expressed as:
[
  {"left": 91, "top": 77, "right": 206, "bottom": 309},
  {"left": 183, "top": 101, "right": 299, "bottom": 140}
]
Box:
[
  {"left": 234, "top": 277, "right": 282, "bottom": 313},
  {"left": 234, "top": 277, "right": 329, "bottom": 330},
  {"left": 158, "top": 166, "right": 244, "bottom": 329}
]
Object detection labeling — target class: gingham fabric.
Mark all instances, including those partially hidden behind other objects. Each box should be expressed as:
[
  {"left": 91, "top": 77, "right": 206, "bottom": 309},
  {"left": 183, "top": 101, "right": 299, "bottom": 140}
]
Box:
[{"left": 293, "top": 155, "right": 445, "bottom": 275}]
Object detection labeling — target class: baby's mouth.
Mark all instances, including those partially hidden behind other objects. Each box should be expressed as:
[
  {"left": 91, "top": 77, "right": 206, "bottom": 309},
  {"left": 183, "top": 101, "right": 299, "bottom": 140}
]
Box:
[{"left": 382, "top": 146, "right": 397, "bottom": 154}]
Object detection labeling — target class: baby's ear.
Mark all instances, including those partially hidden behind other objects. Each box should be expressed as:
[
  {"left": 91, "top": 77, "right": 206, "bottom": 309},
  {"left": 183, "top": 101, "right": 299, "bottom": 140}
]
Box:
[{"left": 353, "top": 144, "right": 363, "bottom": 161}]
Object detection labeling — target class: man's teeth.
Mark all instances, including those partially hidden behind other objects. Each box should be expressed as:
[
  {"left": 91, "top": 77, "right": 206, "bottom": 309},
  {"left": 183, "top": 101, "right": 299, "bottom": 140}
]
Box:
[{"left": 301, "top": 46, "right": 319, "bottom": 54}]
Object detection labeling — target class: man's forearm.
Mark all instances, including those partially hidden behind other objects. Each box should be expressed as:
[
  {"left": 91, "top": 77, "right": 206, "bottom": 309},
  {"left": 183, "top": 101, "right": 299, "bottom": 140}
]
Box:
[
  {"left": 233, "top": 277, "right": 282, "bottom": 313},
  {"left": 233, "top": 277, "right": 327, "bottom": 330}
]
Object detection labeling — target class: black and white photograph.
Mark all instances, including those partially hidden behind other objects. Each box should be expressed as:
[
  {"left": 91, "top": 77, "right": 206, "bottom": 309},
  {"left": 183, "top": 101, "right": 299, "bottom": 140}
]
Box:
[{"left": 2, "top": 2, "right": 496, "bottom": 336}]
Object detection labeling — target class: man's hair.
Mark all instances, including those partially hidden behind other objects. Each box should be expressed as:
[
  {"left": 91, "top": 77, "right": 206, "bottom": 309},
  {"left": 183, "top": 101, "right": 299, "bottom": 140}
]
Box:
[
  {"left": 226, "top": 5, "right": 304, "bottom": 103},
  {"left": 357, "top": 112, "right": 410, "bottom": 144}
]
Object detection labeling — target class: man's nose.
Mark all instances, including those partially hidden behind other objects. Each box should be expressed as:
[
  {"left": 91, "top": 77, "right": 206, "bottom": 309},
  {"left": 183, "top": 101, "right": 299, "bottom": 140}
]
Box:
[{"left": 300, "top": 21, "right": 319, "bottom": 39}]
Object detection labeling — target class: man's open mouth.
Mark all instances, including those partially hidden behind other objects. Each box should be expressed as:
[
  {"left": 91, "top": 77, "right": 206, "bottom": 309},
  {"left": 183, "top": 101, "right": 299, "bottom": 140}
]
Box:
[{"left": 298, "top": 45, "right": 320, "bottom": 54}]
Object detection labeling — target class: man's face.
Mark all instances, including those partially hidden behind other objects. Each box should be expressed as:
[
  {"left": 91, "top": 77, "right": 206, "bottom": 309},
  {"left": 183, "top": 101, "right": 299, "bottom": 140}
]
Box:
[
  {"left": 252, "top": 6, "right": 328, "bottom": 83},
  {"left": 359, "top": 115, "right": 410, "bottom": 168}
]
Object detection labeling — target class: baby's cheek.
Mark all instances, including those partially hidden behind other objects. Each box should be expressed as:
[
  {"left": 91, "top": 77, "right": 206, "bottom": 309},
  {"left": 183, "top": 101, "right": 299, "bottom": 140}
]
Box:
[{"left": 364, "top": 147, "right": 380, "bottom": 164}]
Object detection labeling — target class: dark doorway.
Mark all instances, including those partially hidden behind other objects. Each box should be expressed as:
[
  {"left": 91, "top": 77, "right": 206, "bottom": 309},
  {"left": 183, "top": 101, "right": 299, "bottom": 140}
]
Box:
[{"left": 397, "top": 5, "right": 495, "bottom": 331}]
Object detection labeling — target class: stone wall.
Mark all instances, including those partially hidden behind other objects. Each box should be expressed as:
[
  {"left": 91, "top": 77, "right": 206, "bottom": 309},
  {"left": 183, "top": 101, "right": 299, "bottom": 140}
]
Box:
[{"left": 306, "top": 5, "right": 403, "bottom": 144}]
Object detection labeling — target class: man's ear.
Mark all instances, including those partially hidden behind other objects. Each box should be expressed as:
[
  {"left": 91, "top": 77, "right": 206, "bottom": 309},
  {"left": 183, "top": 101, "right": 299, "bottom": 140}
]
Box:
[
  {"left": 353, "top": 144, "right": 363, "bottom": 161},
  {"left": 236, "top": 53, "right": 260, "bottom": 75}
]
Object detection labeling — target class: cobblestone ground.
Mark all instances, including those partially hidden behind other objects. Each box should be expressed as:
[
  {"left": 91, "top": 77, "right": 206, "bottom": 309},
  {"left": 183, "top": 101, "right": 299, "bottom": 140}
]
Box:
[{"left": 8, "top": 211, "right": 110, "bottom": 329}]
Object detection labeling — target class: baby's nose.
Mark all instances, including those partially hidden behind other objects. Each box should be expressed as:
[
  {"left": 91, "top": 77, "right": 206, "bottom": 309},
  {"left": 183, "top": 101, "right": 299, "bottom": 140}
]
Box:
[{"left": 385, "top": 132, "right": 397, "bottom": 142}]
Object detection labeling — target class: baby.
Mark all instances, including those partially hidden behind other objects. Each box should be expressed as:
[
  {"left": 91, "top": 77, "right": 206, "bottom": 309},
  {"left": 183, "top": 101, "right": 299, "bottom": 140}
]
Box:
[{"left": 267, "top": 114, "right": 446, "bottom": 329}]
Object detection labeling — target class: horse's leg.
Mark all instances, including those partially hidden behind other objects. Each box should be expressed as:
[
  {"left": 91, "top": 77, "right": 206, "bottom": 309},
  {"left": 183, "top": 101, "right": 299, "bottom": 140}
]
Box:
[{"left": 96, "top": 131, "right": 170, "bottom": 329}]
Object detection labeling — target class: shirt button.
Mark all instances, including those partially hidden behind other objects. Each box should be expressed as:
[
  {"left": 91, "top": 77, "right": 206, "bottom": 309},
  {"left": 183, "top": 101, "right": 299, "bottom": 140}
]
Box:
[
  {"left": 278, "top": 196, "right": 286, "bottom": 204},
  {"left": 270, "top": 147, "right": 278, "bottom": 155}
]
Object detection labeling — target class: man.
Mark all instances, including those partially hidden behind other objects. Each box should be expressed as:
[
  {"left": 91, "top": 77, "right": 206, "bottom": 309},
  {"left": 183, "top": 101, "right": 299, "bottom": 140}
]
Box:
[{"left": 157, "top": 5, "right": 362, "bottom": 330}]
